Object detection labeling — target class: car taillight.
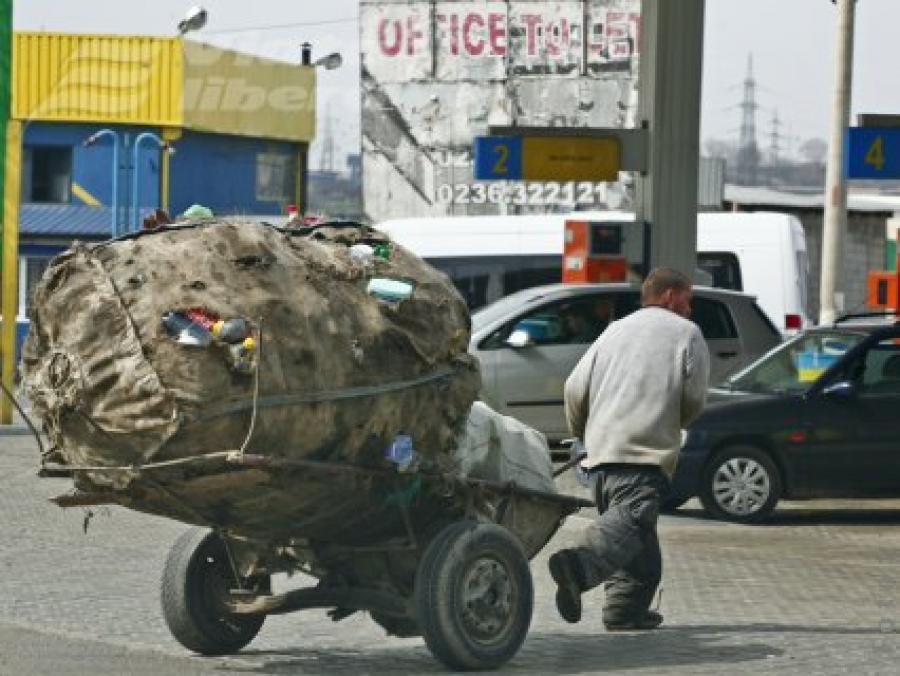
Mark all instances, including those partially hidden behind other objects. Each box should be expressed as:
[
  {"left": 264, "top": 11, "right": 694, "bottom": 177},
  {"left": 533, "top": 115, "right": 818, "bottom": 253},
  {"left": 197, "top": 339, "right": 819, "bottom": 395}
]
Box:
[{"left": 785, "top": 314, "right": 802, "bottom": 330}]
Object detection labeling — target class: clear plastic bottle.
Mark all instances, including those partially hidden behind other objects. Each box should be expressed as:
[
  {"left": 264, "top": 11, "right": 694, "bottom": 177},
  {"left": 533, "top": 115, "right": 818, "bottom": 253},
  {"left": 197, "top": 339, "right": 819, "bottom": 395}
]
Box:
[{"left": 349, "top": 243, "right": 375, "bottom": 262}]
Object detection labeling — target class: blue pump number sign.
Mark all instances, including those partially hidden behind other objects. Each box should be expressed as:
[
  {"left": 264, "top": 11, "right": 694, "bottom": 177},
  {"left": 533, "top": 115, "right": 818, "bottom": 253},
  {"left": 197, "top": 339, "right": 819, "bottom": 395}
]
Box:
[
  {"left": 847, "top": 127, "right": 900, "bottom": 179},
  {"left": 473, "top": 136, "right": 524, "bottom": 180},
  {"left": 474, "top": 134, "right": 621, "bottom": 182}
]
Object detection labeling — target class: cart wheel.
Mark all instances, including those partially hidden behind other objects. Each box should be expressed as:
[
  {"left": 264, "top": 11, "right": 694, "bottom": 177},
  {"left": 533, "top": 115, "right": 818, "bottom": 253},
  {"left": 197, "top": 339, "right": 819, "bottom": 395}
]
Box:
[
  {"left": 415, "top": 520, "right": 533, "bottom": 671},
  {"left": 370, "top": 612, "right": 421, "bottom": 638},
  {"left": 161, "top": 527, "right": 269, "bottom": 655}
]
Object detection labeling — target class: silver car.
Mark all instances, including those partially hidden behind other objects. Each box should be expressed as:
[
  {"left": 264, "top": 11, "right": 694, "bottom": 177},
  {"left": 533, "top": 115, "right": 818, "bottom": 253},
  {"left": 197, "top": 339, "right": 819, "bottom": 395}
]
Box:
[{"left": 469, "top": 283, "right": 782, "bottom": 442}]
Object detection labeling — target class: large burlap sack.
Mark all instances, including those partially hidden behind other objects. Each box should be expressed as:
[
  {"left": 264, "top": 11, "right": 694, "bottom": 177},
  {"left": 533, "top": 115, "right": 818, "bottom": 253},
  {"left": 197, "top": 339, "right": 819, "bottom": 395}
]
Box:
[{"left": 21, "top": 219, "right": 480, "bottom": 488}]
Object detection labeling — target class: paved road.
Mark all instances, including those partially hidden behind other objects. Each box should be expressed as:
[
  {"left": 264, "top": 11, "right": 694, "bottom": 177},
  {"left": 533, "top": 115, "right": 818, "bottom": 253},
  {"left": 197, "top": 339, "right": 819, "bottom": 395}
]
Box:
[{"left": 1, "top": 427, "right": 898, "bottom": 675}]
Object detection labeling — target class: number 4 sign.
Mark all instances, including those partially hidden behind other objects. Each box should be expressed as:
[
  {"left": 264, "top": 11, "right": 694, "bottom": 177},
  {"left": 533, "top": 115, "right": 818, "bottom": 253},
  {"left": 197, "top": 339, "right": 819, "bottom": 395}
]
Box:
[{"left": 847, "top": 127, "right": 900, "bottom": 179}]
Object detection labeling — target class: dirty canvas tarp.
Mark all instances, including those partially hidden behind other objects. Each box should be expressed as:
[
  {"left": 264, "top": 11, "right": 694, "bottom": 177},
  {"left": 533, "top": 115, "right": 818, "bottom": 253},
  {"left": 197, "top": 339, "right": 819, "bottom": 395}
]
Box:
[
  {"left": 452, "top": 401, "right": 557, "bottom": 496},
  {"left": 451, "top": 401, "right": 562, "bottom": 557},
  {"left": 21, "top": 219, "right": 481, "bottom": 490}
]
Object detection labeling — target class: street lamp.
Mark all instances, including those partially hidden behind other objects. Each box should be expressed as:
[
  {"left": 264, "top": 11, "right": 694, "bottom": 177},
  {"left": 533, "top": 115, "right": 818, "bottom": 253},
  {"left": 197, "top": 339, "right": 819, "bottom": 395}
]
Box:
[
  {"left": 178, "top": 6, "right": 208, "bottom": 36},
  {"left": 83, "top": 129, "right": 120, "bottom": 238},
  {"left": 314, "top": 52, "right": 343, "bottom": 71},
  {"left": 298, "top": 44, "right": 343, "bottom": 213},
  {"left": 301, "top": 42, "right": 342, "bottom": 71},
  {"left": 132, "top": 133, "right": 174, "bottom": 232}
]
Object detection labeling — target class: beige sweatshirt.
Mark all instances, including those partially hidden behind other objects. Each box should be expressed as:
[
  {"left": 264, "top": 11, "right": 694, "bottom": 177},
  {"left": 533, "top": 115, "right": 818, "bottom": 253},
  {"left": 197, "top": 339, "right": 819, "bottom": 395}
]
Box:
[{"left": 564, "top": 306, "right": 710, "bottom": 478}]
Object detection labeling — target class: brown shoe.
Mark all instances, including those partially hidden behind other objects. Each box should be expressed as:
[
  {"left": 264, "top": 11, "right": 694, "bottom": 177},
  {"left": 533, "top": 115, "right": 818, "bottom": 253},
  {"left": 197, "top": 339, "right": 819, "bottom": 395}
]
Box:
[
  {"left": 603, "top": 609, "right": 664, "bottom": 631},
  {"left": 548, "top": 550, "right": 585, "bottom": 624}
]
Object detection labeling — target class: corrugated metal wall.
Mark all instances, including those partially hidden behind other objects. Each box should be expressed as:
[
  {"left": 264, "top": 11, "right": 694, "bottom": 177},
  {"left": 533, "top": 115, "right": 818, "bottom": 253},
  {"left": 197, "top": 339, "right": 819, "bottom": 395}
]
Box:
[
  {"left": 13, "top": 32, "right": 317, "bottom": 143},
  {"left": 13, "top": 33, "right": 182, "bottom": 126}
]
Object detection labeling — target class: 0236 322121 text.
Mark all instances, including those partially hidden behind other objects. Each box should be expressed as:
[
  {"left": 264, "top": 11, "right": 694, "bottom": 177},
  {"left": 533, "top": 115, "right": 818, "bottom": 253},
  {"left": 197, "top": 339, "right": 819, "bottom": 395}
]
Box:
[{"left": 435, "top": 181, "right": 604, "bottom": 206}]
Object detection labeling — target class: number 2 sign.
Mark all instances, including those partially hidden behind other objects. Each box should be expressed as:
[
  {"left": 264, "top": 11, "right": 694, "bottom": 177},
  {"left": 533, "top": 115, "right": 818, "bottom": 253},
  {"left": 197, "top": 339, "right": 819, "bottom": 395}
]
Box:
[{"left": 473, "top": 136, "right": 523, "bottom": 180}]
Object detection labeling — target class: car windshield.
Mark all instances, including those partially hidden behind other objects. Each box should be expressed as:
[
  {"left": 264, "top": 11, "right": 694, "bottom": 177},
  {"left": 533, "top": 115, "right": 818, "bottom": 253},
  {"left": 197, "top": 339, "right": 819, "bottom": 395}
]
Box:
[{"left": 725, "top": 329, "right": 866, "bottom": 395}]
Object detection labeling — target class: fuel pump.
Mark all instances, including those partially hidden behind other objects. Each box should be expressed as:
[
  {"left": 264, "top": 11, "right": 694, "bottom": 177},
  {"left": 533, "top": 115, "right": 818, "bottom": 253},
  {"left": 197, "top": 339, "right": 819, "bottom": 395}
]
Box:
[{"left": 562, "top": 218, "right": 638, "bottom": 283}]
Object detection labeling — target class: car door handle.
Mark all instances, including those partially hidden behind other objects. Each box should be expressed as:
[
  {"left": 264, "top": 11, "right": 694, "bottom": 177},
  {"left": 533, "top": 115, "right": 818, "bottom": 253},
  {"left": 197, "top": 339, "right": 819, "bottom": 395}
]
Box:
[{"left": 717, "top": 351, "right": 738, "bottom": 358}]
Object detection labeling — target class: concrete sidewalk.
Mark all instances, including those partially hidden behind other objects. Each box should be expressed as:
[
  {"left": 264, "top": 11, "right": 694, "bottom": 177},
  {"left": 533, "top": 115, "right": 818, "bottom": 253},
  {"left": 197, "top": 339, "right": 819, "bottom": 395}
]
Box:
[{"left": 0, "top": 397, "right": 40, "bottom": 437}]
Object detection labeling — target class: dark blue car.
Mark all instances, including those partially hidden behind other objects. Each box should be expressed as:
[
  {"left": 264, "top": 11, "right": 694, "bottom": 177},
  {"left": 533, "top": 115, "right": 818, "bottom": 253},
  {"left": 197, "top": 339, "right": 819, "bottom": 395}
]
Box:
[{"left": 667, "top": 314, "right": 900, "bottom": 523}]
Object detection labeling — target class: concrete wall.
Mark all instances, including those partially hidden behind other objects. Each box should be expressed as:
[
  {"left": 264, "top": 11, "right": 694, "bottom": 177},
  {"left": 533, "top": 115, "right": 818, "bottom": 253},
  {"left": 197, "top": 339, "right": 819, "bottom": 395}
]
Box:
[
  {"left": 800, "top": 210, "right": 888, "bottom": 320},
  {"left": 729, "top": 204, "right": 890, "bottom": 321},
  {"left": 360, "top": 0, "right": 641, "bottom": 222}
]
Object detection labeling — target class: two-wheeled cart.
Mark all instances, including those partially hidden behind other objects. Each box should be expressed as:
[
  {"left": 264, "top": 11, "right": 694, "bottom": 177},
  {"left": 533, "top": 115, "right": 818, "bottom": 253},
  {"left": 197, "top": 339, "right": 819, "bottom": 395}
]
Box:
[{"left": 52, "top": 450, "right": 590, "bottom": 671}]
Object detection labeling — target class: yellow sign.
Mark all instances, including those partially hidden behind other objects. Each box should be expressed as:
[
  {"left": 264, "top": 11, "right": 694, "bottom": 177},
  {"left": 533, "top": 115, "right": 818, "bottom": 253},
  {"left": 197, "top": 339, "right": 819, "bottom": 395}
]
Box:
[{"left": 522, "top": 136, "right": 621, "bottom": 182}]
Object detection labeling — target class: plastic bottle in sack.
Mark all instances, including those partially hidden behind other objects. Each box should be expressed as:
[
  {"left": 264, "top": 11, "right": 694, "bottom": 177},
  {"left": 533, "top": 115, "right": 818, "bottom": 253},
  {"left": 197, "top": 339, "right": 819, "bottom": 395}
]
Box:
[
  {"left": 367, "top": 278, "right": 414, "bottom": 303},
  {"left": 229, "top": 336, "right": 257, "bottom": 374},
  {"left": 211, "top": 317, "right": 250, "bottom": 344},
  {"left": 349, "top": 243, "right": 375, "bottom": 262},
  {"left": 373, "top": 243, "right": 392, "bottom": 260},
  {"left": 385, "top": 432, "right": 415, "bottom": 471},
  {"left": 161, "top": 311, "right": 212, "bottom": 347}
]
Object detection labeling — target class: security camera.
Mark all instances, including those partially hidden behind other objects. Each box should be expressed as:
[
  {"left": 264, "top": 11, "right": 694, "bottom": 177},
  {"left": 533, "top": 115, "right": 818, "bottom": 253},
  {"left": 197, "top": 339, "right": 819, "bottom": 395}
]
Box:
[{"left": 178, "top": 6, "right": 208, "bottom": 35}]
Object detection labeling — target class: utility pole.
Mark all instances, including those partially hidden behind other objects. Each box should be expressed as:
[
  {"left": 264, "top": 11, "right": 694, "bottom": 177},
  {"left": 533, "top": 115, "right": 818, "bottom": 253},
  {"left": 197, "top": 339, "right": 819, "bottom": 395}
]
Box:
[
  {"left": 820, "top": 0, "right": 856, "bottom": 325},
  {"left": 635, "top": 0, "right": 706, "bottom": 276}
]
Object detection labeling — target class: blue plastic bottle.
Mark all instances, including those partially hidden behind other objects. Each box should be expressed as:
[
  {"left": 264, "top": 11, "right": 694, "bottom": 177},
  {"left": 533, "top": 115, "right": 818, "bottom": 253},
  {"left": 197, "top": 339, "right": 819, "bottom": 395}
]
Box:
[{"left": 386, "top": 432, "right": 415, "bottom": 470}]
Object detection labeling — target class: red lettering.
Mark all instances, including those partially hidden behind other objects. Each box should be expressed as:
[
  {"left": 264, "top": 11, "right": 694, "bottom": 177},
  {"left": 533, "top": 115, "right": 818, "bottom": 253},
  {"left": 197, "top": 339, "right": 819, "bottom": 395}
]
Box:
[
  {"left": 406, "top": 14, "right": 424, "bottom": 56},
  {"left": 463, "top": 13, "right": 485, "bottom": 56},
  {"left": 544, "top": 19, "right": 571, "bottom": 57},
  {"left": 545, "top": 19, "right": 559, "bottom": 56},
  {"left": 378, "top": 19, "right": 402, "bottom": 57},
  {"left": 522, "top": 15, "right": 541, "bottom": 56},
  {"left": 488, "top": 13, "right": 507, "bottom": 56},
  {"left": 450, "top": 13, "right": 460, "bottom": 55}
]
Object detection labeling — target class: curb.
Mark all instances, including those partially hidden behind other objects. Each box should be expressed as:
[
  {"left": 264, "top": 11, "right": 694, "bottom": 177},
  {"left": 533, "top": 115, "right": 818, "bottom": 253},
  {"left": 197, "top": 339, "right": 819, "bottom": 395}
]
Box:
[{"left": 0, "top": 425, "right": 34, "bottom": 437}]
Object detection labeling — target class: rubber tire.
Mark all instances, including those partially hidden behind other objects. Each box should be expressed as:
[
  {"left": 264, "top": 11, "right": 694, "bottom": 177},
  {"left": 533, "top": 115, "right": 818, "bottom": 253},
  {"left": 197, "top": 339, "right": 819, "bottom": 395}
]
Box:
[
  {"left": 415, "top": 520, "right": 533, "bottom": 671},
  {"left": 161, "top": 527, "right": 268, "bottom": 655},
  {"left": 370, "top": 612, "right": 421, "bottom": 638},
  {"left": 699, "top": 445, "right": 782, "bottom": 524}
]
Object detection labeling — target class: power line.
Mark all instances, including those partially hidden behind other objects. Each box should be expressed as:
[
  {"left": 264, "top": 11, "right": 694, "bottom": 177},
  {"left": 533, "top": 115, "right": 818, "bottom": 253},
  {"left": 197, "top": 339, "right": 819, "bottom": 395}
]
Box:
[{"left": 203, "top": 17, "right": 358, "bottom": 36}]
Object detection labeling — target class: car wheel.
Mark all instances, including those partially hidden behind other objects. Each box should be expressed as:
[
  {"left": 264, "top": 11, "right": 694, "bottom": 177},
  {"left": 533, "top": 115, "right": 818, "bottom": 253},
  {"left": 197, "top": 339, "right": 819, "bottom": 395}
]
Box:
[{"left": 699, "top": 446, "right": 781, "bottom": 523}]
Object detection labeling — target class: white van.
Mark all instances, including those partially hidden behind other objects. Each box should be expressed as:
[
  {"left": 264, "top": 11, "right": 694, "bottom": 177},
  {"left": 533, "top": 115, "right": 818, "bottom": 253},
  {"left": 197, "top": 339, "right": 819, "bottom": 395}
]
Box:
[
  {"left": 695, "top": 212, "right": 811, "bottom": 332},
  {"left": 376, "top": 210, "right": 810, "bottom": 333}
]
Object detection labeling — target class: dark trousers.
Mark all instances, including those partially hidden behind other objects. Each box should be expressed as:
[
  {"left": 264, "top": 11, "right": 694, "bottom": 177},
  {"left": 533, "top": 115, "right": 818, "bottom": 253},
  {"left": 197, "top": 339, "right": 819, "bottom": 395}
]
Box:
[{"left": 572, "top": 465, "right": 667, "bottom": 622}]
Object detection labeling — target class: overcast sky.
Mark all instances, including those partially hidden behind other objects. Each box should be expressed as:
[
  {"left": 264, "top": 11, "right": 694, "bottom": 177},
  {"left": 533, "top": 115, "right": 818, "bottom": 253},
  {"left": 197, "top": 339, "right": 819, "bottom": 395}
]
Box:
[{"left": 14, "top": 0, "right": 900, "bottom": 164}]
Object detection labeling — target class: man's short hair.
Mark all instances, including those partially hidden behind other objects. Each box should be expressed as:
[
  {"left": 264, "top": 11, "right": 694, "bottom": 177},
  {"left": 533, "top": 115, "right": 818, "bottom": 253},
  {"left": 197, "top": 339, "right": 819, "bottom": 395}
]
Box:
[{"left": 641, "top": 267, "right": 692, "bottom": 304}]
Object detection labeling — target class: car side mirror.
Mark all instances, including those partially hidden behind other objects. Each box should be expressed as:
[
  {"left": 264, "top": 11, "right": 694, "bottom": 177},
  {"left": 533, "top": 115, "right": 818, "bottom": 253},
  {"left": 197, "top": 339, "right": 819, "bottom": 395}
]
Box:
[
  {"left": 506, "top": 329, "right": 533, "bottom": 349},
  {"left": 822, "top": 380, "right": 857, "bottom": 398}
]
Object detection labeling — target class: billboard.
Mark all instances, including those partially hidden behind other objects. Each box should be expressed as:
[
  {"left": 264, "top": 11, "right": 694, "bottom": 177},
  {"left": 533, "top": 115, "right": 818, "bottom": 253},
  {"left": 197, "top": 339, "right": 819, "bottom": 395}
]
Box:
[{"left": 361, "top": 0, "right": 641, "bottom": 221}]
